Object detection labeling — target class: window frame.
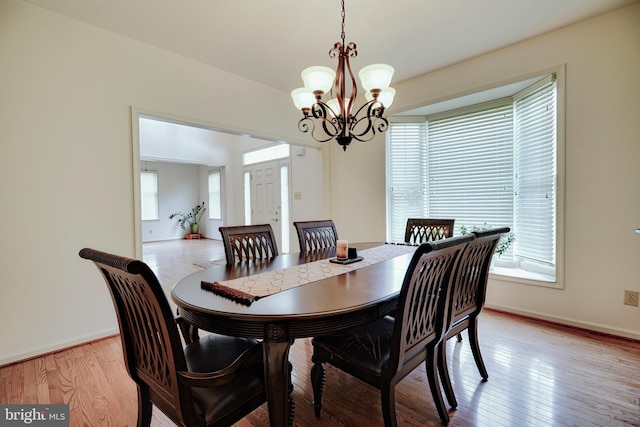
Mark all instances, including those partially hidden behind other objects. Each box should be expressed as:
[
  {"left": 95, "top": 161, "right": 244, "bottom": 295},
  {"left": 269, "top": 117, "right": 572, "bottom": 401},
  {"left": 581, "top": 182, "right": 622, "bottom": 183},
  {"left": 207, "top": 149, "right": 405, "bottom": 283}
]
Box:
[{"left": 387, "top": 67, "right": 565, "bottom": 289}]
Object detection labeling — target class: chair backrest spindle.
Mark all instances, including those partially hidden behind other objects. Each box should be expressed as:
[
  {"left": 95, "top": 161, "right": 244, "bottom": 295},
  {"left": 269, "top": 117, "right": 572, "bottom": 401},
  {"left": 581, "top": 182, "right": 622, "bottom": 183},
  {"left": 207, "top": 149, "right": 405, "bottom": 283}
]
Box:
[
  {"left": 293, "top": 220, "right": 339, "bottom": 253},
  {"left": 219, "top": 224, "right": 279, "bottom": 264},
  {"left": 404, "top": 218, "right": 455, "bottom": 244}
]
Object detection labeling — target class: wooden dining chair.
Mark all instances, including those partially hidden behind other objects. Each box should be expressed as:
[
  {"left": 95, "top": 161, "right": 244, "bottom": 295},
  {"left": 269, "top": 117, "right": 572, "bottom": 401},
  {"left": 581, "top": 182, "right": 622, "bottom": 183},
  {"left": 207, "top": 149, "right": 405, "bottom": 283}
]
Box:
[
  {"left": 293, "top": 220, "right": 339, "bottom": 253},
  {"left": 310, "top": 234, "right": 474, "bottom": 425},
  {"left": 404, "top": 218, "right": 455, "bottom": 244},
  {"left": 437, "top": 227, "right": 511, "bottom": 409},
  {"left": 79, "top": 248, "right": 268, "bottom": 427},
  {"left": 219, "top": 224, "right": 278, "bottom": 265}
]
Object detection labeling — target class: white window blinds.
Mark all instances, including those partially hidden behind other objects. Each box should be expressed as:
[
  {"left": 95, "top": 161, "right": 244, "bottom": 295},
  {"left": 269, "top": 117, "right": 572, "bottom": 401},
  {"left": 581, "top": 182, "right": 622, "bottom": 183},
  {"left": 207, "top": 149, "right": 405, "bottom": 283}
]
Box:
[
  {"left": 140, "top": 171, "right": 159, "bottom": 221},
  {"left": 427, "top": 102, "right": 514, "bottom": 256},
  {"left": 514, "top": 76, "right": 557, "bottom": 266},
  {"left": 208, "top": 170, "right": 222, "bottom": 220},
  {"left": 386, "top": 122, "right": 428, "bottom": 242}
]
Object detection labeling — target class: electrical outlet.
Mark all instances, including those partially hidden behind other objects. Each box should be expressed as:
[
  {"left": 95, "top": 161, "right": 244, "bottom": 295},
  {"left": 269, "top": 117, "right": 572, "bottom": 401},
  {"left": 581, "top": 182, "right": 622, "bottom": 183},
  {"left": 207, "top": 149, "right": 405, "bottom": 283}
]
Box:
[{"left": 624, "top": 290, "right": 639, "bottom": 307}]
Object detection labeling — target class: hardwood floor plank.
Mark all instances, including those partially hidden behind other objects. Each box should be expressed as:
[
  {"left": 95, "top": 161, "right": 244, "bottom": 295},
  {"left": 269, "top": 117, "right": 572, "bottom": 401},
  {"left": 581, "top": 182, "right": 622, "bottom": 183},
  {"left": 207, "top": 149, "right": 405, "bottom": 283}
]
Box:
[
  {"left": 73, "top": 343, "right": 131, "bottom": 426},
  {"left": 9, "top": 362, "right": 24, "bottom": 404},
  {"left": 33, "top": 357, "right": 51, "bottom": 404},
  {"left": 22, "top": 358, "right": 36, "bottom": 402},
  {"left": 43, "top": 353, "right": 64, "bottom": 406}
]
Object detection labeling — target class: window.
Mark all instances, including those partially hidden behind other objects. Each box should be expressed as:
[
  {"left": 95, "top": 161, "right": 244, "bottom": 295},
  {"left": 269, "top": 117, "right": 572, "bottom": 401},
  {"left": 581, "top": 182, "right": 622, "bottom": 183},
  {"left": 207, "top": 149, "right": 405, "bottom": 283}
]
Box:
[
  {"left": 208, "top": 169, "right": 222, "bottom": 220},
  {"left": 387, "top": 73, "right": 559, "bottom": 284},
  {"left": 280, "top": 165, "right": 290, "bottom": 253},
  {"left": 140, "top": 171, "right": 159, "bottom": 221},
  {"left": 243, "top": 144, "right": 289, "bottom": 166},
  {"left": 244, "top": 171, "right": 251, "bottom": 225}
]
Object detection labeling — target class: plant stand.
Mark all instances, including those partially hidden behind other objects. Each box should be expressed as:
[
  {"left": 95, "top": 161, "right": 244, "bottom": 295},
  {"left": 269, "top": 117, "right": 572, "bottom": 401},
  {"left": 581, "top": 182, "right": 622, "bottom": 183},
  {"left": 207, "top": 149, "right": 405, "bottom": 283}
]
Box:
[{"left": 186, "top": 233, "right": 201, "bottom": 240}]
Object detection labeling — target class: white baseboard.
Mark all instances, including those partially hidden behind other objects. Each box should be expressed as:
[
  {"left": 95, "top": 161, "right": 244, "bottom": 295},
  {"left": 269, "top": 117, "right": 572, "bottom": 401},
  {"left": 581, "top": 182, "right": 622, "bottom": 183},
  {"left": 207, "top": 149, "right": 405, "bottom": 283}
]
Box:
[
  {"left": 0, "top": 328, "right": 119, "bottom": 368},
  {"left": 485, "top": 304, "right": 640, "bottom": 341}
]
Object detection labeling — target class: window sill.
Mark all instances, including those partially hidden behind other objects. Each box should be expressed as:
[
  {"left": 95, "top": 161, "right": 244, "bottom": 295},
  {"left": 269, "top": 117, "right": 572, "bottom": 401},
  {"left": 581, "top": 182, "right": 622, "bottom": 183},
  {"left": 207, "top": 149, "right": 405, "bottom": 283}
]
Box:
[{"left": 489, "top": 266, "right": 561, "bottom": 289}]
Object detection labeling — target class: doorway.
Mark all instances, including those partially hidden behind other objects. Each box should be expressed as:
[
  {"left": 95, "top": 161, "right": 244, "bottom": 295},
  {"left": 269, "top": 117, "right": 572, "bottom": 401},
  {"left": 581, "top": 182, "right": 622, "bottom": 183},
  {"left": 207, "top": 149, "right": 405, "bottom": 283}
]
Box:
[
  {"left": 245, "top": 158, "right": 290, "bottom": 253},
  {"left": 132, "top": 109, "right": 324, "bottom": 259}
]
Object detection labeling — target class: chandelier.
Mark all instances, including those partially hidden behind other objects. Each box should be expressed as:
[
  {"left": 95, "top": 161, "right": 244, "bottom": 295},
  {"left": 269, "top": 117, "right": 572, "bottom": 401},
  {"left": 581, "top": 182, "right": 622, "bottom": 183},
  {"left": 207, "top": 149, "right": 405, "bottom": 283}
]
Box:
[{"left": 291, "top": 0, "right": 395, "bottom": 151}]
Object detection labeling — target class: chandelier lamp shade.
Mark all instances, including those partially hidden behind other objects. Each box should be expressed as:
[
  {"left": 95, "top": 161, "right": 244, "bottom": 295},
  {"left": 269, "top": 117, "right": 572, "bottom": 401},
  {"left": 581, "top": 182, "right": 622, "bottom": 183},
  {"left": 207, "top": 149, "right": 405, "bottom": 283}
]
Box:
[{"left": 291, "top": 0, "right": 395, "bottom": 151}]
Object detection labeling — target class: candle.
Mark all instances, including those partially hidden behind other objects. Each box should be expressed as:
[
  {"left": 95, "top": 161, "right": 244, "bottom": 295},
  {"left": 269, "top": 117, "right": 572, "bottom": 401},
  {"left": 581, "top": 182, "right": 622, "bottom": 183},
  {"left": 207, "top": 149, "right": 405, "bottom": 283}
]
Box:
[{"left": 337, "top": 240, "right": 348, "bottom": 259}]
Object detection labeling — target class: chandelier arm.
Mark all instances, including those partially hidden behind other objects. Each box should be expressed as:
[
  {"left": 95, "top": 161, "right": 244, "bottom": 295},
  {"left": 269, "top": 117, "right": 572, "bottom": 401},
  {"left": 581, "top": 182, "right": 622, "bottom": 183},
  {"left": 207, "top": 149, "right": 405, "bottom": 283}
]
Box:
[
  {"left": 313, "top": 102, "right": 344, "bottom": 141},
  {"left": 347, "top": 100, "right": 389, "bottom": 142},
  {"left": 349, "top": 116, "right": 390, "bottom": 142},
  {"left": 311, "top": 102, "right": 341, "bottom": 136},
  {"left": 350, "top": 99, "right": 383, "bottom": 120},
  {"left": 298, "top": 117, "right": 337, "bottom": 143},
  {"left": 321, "top": 116, "right": 341, "bottom": 139},
  {"left": 311, "top": 101, "right": 339, "bottom": 121}
]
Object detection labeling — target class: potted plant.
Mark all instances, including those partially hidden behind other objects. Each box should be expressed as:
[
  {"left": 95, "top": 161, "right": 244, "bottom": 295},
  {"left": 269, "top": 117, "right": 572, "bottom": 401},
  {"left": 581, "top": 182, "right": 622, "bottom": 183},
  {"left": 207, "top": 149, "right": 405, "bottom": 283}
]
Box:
[
  {"left": 169, "top": 202, "right": 206, "bottom": 235},
  {"left": 459, "top": 223, "right": 515, "bottom": 256}
]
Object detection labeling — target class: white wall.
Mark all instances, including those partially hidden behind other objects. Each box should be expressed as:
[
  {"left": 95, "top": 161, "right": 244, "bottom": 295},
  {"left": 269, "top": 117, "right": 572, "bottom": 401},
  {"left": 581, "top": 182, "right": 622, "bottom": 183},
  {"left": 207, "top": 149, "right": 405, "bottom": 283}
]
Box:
[
  {"left": 289, "top": 146, "right": 325, "bottom": 252},
  {"left": 330, "top": 3, "right": 640, "bottom": 339}
]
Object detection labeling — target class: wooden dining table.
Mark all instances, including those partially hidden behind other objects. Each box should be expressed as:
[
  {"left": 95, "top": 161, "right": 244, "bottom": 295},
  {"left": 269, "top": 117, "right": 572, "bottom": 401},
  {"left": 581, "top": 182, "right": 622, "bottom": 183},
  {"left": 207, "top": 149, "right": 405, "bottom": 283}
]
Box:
[{"left": 171, "top": 243, "right": 415, "bottom": 427}]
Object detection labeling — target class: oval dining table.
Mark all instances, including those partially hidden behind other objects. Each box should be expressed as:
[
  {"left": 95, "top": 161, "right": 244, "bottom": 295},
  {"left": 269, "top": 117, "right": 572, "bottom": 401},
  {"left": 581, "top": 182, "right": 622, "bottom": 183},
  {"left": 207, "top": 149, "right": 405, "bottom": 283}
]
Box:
[{"left": 171, "top": 243, "right": 414, "bottom": 427}]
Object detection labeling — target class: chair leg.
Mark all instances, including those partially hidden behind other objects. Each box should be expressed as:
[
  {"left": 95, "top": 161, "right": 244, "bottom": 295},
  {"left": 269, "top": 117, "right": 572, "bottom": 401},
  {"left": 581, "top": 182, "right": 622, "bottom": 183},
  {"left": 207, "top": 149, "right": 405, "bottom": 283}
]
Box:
[
  {"left": 137, "top": 385, "right": 152, "bottom": 427},
  {"left": 456, "top": 332, "right": 463, "bottom": 342},
  {"left": 310, "top": 357, "right": 326, "bottom": 418},
  {"left": 426, "top": 346, "right": 450, "bottom": 424},
  {"left": 437, "top": 341, "right": 458, "bottom": 408},
  {"left": 468, "top": 318, "right": 488, "bottom": 380},
  {"left": 288, "top": 361, "right": 295, "bottom": 427},
  {"left": 380, "top": 382, "right": 399, "bottom": 427},
  {"left": 176, "top": 314, "right": 199, "bottom": 344}
]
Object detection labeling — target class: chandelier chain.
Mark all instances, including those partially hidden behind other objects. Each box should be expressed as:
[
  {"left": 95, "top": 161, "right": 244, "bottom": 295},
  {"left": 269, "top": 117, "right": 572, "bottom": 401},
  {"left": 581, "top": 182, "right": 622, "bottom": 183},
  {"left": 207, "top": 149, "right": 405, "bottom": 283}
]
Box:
[{"left": 340, "top": 0, "right": 346, "bottom": 46}]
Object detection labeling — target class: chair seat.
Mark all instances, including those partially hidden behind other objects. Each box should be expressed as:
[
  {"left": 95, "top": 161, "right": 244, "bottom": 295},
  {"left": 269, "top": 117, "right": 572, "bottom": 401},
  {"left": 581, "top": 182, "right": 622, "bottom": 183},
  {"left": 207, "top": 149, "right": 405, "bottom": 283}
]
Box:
[
  {"left": 185, "top": 334, "right": 265, "bottom": 425},
  {"left": 312, "top": 316, "right": 394, "bottom": 379}
]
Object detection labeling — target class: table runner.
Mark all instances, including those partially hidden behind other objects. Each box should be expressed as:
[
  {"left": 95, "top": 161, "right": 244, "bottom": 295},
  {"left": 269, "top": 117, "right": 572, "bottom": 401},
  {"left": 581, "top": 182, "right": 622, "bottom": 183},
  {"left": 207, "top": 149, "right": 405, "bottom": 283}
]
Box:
[{"left": 201, "top": 243, "right": 418, "bottom": 305}]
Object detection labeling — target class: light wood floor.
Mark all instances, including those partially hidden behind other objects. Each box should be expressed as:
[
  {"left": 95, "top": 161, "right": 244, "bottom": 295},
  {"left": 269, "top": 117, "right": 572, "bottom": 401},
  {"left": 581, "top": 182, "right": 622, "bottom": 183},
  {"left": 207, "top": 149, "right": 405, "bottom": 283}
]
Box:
[{"left": 2, "top": 239, "right": 639, "bottom": 426}]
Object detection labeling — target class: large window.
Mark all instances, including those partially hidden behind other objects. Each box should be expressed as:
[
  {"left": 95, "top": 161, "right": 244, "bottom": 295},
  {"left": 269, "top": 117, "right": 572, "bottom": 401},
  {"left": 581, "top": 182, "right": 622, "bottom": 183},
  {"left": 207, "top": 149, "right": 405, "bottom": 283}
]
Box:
[
  {"left": 140, "top": 171, "right": 159, "bottom": 221},
  {"left": 387, "top": 74, "right": 559, "bottom": 284}
]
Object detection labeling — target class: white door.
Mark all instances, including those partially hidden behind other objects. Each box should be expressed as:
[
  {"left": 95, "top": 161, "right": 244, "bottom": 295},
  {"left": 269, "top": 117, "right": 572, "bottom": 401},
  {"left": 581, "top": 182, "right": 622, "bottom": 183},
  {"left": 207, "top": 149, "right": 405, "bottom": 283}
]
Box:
[{"left": 248, "top": 160, "right": 282, "bottom": 249}]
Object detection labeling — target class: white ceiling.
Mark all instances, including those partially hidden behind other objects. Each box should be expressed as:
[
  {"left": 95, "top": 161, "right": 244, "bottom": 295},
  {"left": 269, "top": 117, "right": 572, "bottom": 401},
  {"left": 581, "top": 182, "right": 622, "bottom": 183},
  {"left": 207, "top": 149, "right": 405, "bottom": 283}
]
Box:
[{"left": 22, "top": 0, "right": 637, "bottom": 95}]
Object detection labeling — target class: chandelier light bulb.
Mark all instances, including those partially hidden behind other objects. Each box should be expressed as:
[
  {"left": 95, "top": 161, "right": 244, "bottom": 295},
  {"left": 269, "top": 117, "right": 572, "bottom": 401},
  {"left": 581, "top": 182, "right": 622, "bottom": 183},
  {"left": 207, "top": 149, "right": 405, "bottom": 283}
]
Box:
[
  {"left": 291, "top": 88, "right": 315, "bottom": 110},
  {"left": 365, "top": 87, "right": 396, "bottom": 108},
  {"left": 326, "top": 97, "right": 351, "bottom": 117},
  {"left": 358, "top": 64, "right": 395, "bottom": 92},
  {"left": 301, "top": 66, "right": 336, "bottom": 94}
]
